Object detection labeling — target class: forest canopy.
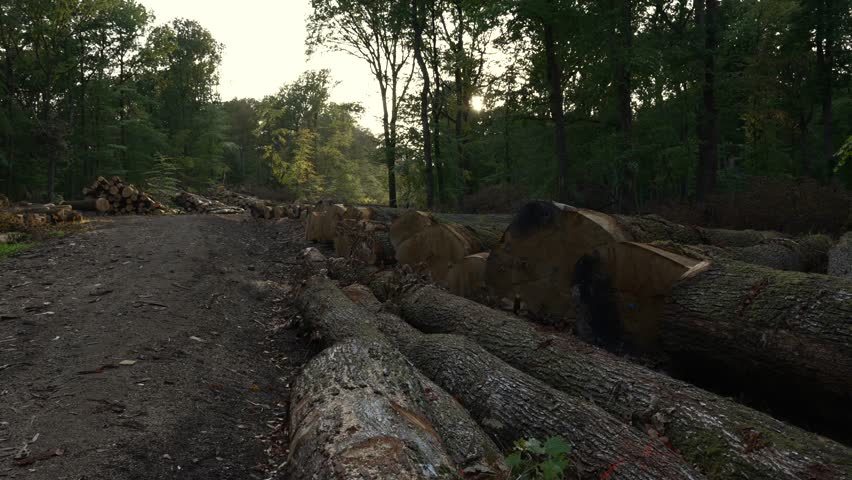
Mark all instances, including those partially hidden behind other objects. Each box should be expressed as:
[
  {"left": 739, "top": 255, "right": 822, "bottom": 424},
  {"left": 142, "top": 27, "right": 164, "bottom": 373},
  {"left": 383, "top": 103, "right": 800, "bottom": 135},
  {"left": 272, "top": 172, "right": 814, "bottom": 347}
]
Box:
[{"left": 1, "top": 0, "right": 850, "bottom": 212}]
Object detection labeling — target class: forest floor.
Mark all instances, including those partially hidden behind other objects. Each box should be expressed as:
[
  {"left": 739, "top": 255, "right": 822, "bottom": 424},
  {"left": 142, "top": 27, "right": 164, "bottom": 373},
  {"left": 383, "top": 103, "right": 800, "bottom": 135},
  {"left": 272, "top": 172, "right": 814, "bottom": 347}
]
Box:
[{"left": 0, "top": 214, "right": 319, "bottom": 480}]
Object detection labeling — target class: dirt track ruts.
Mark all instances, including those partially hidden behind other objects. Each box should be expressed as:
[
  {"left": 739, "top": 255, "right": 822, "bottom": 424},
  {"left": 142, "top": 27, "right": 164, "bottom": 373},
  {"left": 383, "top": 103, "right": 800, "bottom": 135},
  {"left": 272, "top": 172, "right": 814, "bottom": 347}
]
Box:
[{"left": 0, "top": 215, "right": 314, "bottom": 479}]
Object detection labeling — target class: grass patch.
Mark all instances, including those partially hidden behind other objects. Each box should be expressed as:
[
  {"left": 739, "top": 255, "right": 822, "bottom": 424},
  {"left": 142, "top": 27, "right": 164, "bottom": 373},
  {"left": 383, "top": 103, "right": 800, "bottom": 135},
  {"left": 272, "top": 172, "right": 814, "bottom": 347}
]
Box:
[{"left": 0, "top": 242, "right": 37, "bottom": 259}]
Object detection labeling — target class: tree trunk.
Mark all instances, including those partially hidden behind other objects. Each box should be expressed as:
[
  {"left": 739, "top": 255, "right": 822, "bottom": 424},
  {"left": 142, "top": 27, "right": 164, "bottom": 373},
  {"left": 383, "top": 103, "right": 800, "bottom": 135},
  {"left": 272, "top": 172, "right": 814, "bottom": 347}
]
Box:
[
  {"left": 390, "top": 211, "right": 510, "bottom": 286},
  {"left": 817, "top": 0, "right": 835, "bottom": 175},
  {"left": 575, "top": 243, "right": 852, "bottom": 441},
  {"left": 544, "top": 22, "right": 570, "bottom": 202},
  {"left": 393, "top": 284, "right": 852, "bottom": 480},
  {"left": 296, "top": 276, "right": 505, "bottom": 473},
  {"left": 301, "top": 277, "right": 703, "bottom": 480},
  {"left": 615, "top": 0, "right": 634, "bottom": 211},
  {"left": 454, "top": 0, "right": 468, "bottom": 203},
  {"left": 696, "top": 0, "right": 719, "bottom": 201},
  {"left": 288, "top": 338, "right": 457, "bottom": 479},
  {"left": 412, "top": 0, "right": 435, "bottom": 208}
]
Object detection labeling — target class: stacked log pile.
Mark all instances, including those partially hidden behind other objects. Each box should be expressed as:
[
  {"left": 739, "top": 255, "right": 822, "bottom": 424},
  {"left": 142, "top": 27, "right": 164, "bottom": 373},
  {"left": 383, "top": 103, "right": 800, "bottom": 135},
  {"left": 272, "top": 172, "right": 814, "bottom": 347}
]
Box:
[
  {"left": 333, "top": 206, "right": 401, "bottom": 265},
  {"left": 173, "top": 191, "right": 244, "bottom": 215},
  {"left": 72, "top": 176, "right": 166, "bottom": 215},
  {"left": 2, "top": 203, "right": 83, "bottom": 226}
]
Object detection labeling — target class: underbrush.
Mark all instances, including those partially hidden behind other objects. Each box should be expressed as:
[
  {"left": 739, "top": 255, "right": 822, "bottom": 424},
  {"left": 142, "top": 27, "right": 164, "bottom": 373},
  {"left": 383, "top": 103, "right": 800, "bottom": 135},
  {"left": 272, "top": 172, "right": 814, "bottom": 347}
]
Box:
[{"left": 0, "top": 242, "right": 36, "bottom": 259}]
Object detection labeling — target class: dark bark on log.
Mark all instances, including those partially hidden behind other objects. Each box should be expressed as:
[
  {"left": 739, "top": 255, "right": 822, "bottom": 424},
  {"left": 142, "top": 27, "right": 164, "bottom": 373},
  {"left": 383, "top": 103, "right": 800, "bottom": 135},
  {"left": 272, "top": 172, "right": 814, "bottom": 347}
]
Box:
[
  {"left": 829, "top": 232, "right": 852, "bottom": 278},
  {"left": 296, "top": 276, "right": 505, "bottom": 473},
  {"left": 614, "top": 214, "right": 782, "bottom": 247},
  {"left": 395, "top": 284, "right": 852, "bottom": 480},
  {"left": 289, "top": 338, "right": 456, "bottom": 479},
  {"left": 369, "top": 314, "right": 704, "bottom": 480},
  {"left": 651, "top": 235, "right": 832, "bottom": 273},
  {"left": 659, "top": 260, "right": 852, "bottom": 440}
]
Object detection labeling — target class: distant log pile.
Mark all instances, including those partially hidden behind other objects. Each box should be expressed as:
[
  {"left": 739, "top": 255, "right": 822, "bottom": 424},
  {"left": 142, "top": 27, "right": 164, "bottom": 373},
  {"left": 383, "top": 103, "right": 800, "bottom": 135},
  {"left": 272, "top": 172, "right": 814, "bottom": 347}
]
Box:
[
  {"left": 173, "top": 191, "right": 244, "bottom": 215},
  {"left": 73, "top": 176, "right": 166, "bottom": 215},
  {"left": 3, "top": 203, "right": 83, "bottom": 225}
]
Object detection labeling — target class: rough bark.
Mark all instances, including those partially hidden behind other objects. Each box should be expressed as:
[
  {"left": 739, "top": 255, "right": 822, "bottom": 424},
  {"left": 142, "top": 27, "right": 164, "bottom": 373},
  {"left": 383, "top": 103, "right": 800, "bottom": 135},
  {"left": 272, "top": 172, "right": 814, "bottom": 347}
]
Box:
[
  {"left": 829, "top": 232, "right": 852, "bottom": 278},
  {"left": 288, "top": 338, "right": 456, "bottom": 479},
  {"left": 660, "top": 260, "right": 852, "bottom": 439},
  {"left": 395, "top": 284, "right": 852, "bottom": 480},
  {"left": 63, "top": 197, "right": 111, "bottom": 213},
  {"left": 368, "top": 314, "right": 704, "bottom": 480},
  {"left": 296, "top": 276, "right": 505, "bottom": 473},
  {"left": 651, "top": 234, "right": 833, "bottom": 273},
  {"left": 390, "top": 211, "right": 510, "bottom": 286}
]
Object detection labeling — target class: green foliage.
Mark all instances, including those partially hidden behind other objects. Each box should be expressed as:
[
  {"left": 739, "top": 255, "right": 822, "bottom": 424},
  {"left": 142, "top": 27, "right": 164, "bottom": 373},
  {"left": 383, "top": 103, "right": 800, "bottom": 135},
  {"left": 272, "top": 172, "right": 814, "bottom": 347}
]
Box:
[
  {"left": 144, "top": 155, "right": 181, "bottom": 203},
  {"left": 505, "top": 436, "right": 572, "bottom": 480},
  {"left": 0, "top": 242, "right": 37, "bottom": 260}
]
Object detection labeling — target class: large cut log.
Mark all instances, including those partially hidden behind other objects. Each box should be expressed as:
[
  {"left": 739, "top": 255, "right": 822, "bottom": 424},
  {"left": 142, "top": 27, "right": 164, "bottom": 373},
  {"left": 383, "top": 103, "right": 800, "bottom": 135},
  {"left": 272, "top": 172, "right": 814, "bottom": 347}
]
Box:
[
  {"left": 334, "top": 206, "right": 401, "bottom": 265},
  {"left": 486, "top": 201, "right": 786, "bottom": 323},
  {"left": 390, "top": 211, "right": 510, "bottom": 286},
  {"left": 445, "top": 252, "right": 490, "bottom": 300},
  {"left": 304, "top": 203, "right": 346, "bottom": 243},
  {"left": 394, "top": 284, "right": 852, "bottom": 480},
  {"left": 288, "top": 338, "right": 457, "bottom": 479},
  {"left": 652, "top": 234, "right": 833, "bottom": 274},
  {"left": 574, "top": 241, "right": 852, "bottom": 439},
  {"left": 63, "top": 197, "right": 111, "bottom": 213},
  {"left": 829, "top": 232, "right": 852, "bottom": 278},
  {"left": 300, "top": 278, "right": 704, "bottom": 480},
  {"left": 297, "top": 276, "right": 505, "bottom": 474}
]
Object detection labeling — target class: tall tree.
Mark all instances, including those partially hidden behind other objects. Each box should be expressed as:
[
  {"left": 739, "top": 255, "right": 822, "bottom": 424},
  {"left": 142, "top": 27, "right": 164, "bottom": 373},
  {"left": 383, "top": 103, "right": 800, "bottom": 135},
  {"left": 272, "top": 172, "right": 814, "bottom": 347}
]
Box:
[
  {"left": 308, "top": 0, "right": 414, "bottom": 207},
  {"left": 411, "top": 0, "right": 435, "bottom": 208},
  {"left": 696, "top": 0, "right": 719, "bottom": 200}
]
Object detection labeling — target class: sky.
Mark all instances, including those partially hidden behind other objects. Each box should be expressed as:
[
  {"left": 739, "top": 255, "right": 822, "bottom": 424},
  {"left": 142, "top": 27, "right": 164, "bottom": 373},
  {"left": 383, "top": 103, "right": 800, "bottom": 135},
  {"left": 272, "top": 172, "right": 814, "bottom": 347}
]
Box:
[{"left": 138, "top": 0, "right": 384, "bottom": 131}]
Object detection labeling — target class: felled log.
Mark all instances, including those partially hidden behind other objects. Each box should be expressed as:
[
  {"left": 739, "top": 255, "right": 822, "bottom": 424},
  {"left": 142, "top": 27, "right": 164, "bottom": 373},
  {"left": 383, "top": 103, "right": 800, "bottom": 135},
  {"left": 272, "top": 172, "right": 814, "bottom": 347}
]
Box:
[
  {"left": 652, "top": 234, "right": 833, "bottom": 274},
  {"left": 289, "top": 338, "right": 457, "bottom": 479},
  {"left": 302, "top": 278, "right": 703, "bottom": 480},
  {"left": 395, "top": 284, "right": 852, "bottom": 480},
  {"left": 389, "top": 211, "right": 510, "bottom": 286},
  {"left": 445, "top": 252, "right": 489, "bottom": 300},
  {"left": 174, "top": 191, "right": 244, "bottom": 215},
  {"left": 297, "top": 276, "right": 505, "bottom": 474},
  {"left": 305, "top": 203, "right": 345, "bottom": 243},
  {"left": 486, "top": 201, "right": 786, "bottom": 323},
  {"left": 574, "top": 241, "right": 852, "bottom": 437},
  {"left": 371, "top": 319, "right": 703, "bottom": 479},
  {"left": 334, "top": 207, "right": 402, "bottom": 265},
  {"left": 829, "top": 232, "right": 852, "bottom": 278},
  {"left": 64, "top": 197, "right": 111, "bottom": 213}
]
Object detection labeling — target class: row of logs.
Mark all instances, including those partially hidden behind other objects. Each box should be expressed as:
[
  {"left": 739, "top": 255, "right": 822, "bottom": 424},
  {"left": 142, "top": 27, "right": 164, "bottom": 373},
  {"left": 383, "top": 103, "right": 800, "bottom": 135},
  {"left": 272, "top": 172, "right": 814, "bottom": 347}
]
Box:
[
  {"left": 293, "top": 252, "right": 852, "bottom": 479},
  {"left": 0, "top": 203, "right": 83, "bottom": 229},
  {"left": 173, "top": 191, "right": 245, "bottom": 215},
  {"left": 303, "top": 199, "right": 852, "bottom": 444}
]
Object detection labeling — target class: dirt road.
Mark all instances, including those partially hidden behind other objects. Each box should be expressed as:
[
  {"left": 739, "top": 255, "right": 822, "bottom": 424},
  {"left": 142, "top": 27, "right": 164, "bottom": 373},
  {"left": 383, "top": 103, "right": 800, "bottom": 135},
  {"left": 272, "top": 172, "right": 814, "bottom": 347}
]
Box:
[{"left": 0, "top": 215, "right": 314, "bottom": 479}]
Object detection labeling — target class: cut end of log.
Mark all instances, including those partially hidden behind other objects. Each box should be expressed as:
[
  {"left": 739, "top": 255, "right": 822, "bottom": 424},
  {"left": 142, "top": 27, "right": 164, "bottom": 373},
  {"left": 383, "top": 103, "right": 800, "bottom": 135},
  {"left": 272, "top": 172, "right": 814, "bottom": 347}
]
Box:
[{"left": 572, "top": 241, "right": 708, "bottom": 351}]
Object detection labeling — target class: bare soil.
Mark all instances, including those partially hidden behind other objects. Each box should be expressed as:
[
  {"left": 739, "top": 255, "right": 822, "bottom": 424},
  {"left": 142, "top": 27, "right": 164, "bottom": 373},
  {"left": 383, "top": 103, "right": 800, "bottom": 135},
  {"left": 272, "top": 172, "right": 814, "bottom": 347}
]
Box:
[{"left": 0, "top": 215, "right": 316, "bottom": 479}]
